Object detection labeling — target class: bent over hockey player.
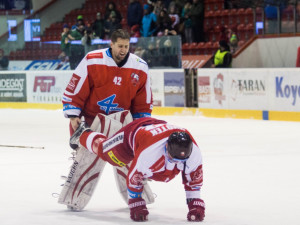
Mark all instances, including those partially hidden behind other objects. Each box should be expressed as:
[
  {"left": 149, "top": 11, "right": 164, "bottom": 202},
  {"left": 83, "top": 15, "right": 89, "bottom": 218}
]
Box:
[{"left": 70, "top": 117, "right": 205, "bottom": 222}]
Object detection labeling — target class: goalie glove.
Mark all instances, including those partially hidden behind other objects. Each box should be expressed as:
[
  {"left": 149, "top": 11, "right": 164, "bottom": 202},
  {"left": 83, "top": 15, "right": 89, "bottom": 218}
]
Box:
[
  {"left": 128, "top": 198, "right": 149, "bottom": 222},
  {"left": 69, "top": 121, "right": 91, "bottom": 150},
  {"left": 187, "top": 198, "right": 205, "bottom": 222}
]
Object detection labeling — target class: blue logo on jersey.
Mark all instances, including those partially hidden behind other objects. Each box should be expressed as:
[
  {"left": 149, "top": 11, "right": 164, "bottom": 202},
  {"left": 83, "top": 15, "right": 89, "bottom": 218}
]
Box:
[{"left": 97, "top": 94, "right": 124, "bottom": 114}]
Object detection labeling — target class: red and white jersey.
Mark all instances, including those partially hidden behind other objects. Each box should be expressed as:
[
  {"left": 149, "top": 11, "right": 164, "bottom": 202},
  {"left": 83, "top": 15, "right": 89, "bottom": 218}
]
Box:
[
  {"left": 62, "top": 48, "right": 153, "bottom": 124},
  {"left": 127, "top": 123, "right": 203, "bottom": 200}
]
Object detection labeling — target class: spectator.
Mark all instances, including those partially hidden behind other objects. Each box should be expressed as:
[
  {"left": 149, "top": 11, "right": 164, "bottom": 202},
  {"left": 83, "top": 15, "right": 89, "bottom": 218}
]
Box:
[
  {"left": 0, "top": 49, "right": 9, "bottom": 70},
  {"left": 130, "top": 24, "right": 141, "bottom": 37},
  {"left": 72, "top": 15, "right": 85, "bottom": 30},
  {"left": 104, "top": 11, "right": 123, "bottom": 39},
  {"left": 82, "top": 23, "right": 96, "bottom": 55},
  {"left": 228, "top": 26, "right": 238, "bottom": 53},
  {"left": 211, "top": 40, "right": 232, "bottom": 68},
  {"left": 264, "top": 1, "right": 287, "bottom": 34},
  {"left": 127, "top": 0, "right": 143, "bottom": 28},
  {"left": 168, "top": 3, "right": 180, "bottom": 31},
  {"left": 181, "top": 1, "right": 193, "bottom": 43},
  {"left": 142, "top": 41, "right": 160, "bottom": 67},
  {"left": 140, "top": 4, "right": 157, "bottom": 37},
  {"left": 57, "top": 24, "right": 73, "bottom": 69},
  {"left": 151, "top": 0, "right": 164, "bottom": 17},
  {"left": 60, "top": 24, "right": 73, "bottom": 57},
  {"left": 133, "top": 46, "right": 146, "bottom": 58},
  {"left": 219, "top": 26, "right": 230, "bottom": 43},
  {"left": 104, "top": 1, "right": 122, "bottom": 24},
  {"left": 156, "top": 9, "right": 173, "bottom": 36},
  {"left": 92, "top": 12, "right": 104, "bottom": 39},
  {"left": 171, "top": 0, "right": 186, "bottom": 14},
  {"left": 69, "top": 23, "right": 85, "bottom": 69},
  {"left": 189, "top": 0, "right": 205, "bottom": 42}
]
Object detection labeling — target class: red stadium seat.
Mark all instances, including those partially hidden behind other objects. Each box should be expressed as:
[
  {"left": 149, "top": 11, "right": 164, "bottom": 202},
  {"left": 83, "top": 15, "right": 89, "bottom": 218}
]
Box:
[
  {"left": 244, "top": 8, "right": 254, "bottom": 24},
  {"left": 182, "top": 43, "right": 190, "bottom": 55},
  {"left": 245, "top": 23, "right": 254, "bottom": 40},
  {"left": 196, "top": 42, "right": 206, "bottom": 55},
  {"left": 236, "top": 8, "right": 245, "bottom": 25},
  {"left": 228, "top": 8, "right": 238, "bottom": 26},
  {"left": 237, "top": 24, "right": 246, "bottom": 41},
  {"left": 220, "top": 9, "right": 230, "bottom": 26}
]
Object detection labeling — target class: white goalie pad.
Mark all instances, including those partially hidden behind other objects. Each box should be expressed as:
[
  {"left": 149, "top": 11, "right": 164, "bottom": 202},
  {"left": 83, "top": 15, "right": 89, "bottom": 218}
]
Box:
[
  {"left": 58, "top": 111, "right": 155, "bottom": 211},
  {"left": 113, "top": 162, "right": 155, "bottom": 204}
]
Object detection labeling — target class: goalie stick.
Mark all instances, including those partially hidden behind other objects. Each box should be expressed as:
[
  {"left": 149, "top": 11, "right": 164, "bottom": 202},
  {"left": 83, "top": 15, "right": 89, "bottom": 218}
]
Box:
[{"left": 58, "top": 111, "right": 155, "bottom": 210}]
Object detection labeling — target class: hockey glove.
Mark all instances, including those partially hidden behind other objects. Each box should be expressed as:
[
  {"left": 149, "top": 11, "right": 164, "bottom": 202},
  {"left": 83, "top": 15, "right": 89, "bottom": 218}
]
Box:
[
  {"left": 69, "top": 121, "right": 91, "bottom": 150},
  {"left": 187, "top": 198, "right": 205, "bottom": 222},
  {"left": 128, "top": 197, "right": 149, "bottom": 221}
]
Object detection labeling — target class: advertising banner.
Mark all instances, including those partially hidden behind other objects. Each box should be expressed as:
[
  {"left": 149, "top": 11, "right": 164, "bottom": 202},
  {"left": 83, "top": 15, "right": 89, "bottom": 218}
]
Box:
[
  {"left": 9, "top": 60, "right": 70, "bottom": 71},
  {"left": 198, "top": 69, "right": 229, "bottom": 109},
  {"left": 164, "top": 71, "right": 185, "bottom": 107},
  {"left": 26, "top": 71, "right": 72, "bottom": 104},
  {"left": 150, "top": 70, "right": 165, "bottom": 106},
  {"left": 228, "top": 69, "right": 269, "bottom": 110},
  {"left": 0, "top": 73, "right": 27, "bottom": 102},
  {"left": 269, "top": 69, "right": 300, "bottom": 111},
  {"left": 182, "top": 55, "right": 212, "bottom": 68}
]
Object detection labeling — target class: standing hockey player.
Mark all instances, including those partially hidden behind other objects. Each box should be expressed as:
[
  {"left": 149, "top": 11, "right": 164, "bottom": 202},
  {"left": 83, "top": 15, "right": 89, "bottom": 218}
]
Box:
[
  {"left": 60, "top": 29, "right": 153, "bottom": 208},
  {"left": 62, "top": 29, "right": 153, "bottom": 132},
  {"left": 70, "top": 117, "right": 205, "bottom": 222}
]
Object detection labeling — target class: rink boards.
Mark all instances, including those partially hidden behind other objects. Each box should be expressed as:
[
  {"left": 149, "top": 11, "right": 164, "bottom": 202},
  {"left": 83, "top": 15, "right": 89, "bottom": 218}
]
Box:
[{"left": 0, "top": 68, "right": 299, "bottom": 122}]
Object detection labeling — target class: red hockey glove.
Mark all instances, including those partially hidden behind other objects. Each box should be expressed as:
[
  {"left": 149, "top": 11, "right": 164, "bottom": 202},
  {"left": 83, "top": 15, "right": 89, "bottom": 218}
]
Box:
[
  {"left": 187, "top": 198, "right": 205, "bottom": 222},
  {"left": 128, "top": 198, "right": 149, "bottom": 221}
]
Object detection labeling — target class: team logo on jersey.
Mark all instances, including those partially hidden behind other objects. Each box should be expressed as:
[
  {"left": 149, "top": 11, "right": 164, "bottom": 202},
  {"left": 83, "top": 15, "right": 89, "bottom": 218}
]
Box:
[
  {"left": 131, "top": 73, "right": 140, "bottom": 86},
  {"left": 87, "top": 52, "right": 103, "bottom": 59},
  {"left": 66, "top": 74, "right": 80, "bottom": 94},
  {"left": 97, "top": 94, "right": 124, "bottom": 114},
  {"left": 190, "top": 165, "right": 203, "bottom": 186},
  {"left": 130, "top": 171, "right": 144, "bottom": 186}
]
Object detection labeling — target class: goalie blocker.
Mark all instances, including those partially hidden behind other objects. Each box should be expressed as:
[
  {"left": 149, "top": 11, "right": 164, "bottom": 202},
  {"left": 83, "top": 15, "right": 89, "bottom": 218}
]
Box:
[{"left": 58, "top": 111, "right": 155, "bottom": 211}]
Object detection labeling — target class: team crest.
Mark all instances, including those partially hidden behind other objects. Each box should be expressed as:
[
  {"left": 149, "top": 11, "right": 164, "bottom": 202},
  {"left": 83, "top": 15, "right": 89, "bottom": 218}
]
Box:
[{"left": 131, "top": 73, "right": 140, "bottom": 86}]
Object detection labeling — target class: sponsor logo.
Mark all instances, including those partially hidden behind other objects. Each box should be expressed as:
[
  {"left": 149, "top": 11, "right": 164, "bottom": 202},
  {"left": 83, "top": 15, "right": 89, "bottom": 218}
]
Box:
[
  {"left": 130, "top": 171, "right": 144, "bottom": 186},
  {"left": 97, "top": 94, "right": 124, "bottom": 114},
  {"left": 230, "top": 78, "right": 266, "bottom": 101},
  {"left": 108, "top": 151, "right": 126, "bottom": 167},
  {"left": 0, "top": 78, "right": 25, "bottom": 91},
  {"left": 149, "top": 155, "right": 165, "bottom": 172},
  {"left": 24, "top": 60, "right": 70, "bottom": 70},
  {"left": 131, "top": 73, "right": 140, "bottom": 86},
  {"left": 66, "top": 74, "right": 80, "bottom": 94},
  {"left": 87, "top": 52, "right": 103, "bottom": 59},
  {"left": 198, "top": 76, "right": 210, "bottom": 103},
  {"left": 62, "top": 95, "right": 72, "bottom": 102},
  {"left": 0, "top": 74, "right": 27, "bottom": 101},
  {"left": 164, "top": 85, "right": 184, "bottom": 94},
  {"left": 213, "top": 73, "right": 226, "bottom": 105},
  {"left": 67, "top": 161, "right": 79, "bottom": 183},
  {"left": 103, "top": 132, "right": 124, "bottom": 152},
  {"left": 276, "top": 76, "right": 300, "bottom": 105},
  {"left": 33, "top": 76, "right": 55, "bottom": 92}
]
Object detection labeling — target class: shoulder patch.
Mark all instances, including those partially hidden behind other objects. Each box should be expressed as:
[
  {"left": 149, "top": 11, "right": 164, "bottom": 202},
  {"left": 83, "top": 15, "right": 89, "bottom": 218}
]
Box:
[{"left": 87, "top": 52, "right": 103, "bottom": 60}]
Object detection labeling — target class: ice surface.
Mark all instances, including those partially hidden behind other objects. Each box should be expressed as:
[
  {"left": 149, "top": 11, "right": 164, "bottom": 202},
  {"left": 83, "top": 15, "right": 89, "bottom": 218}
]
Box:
[{"left": 0, "top": 109, "right": 299, "bottom": 225}]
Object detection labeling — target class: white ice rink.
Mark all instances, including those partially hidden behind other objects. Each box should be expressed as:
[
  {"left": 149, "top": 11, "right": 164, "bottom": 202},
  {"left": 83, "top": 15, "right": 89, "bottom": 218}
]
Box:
[{"left": 0, "top": 109, "right": 299, "bottom": 225}]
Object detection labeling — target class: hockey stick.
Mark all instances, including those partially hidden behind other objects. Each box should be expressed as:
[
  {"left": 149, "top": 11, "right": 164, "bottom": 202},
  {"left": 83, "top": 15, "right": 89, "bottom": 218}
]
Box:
[{"left": 0, "top": 144, "right": 45, "bottom": 149}]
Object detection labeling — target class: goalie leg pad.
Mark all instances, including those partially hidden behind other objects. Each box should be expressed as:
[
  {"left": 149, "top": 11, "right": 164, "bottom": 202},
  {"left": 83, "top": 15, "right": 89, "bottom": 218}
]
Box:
[{"left": 58, "top": 113, "right": 123, "bottom": 210}]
